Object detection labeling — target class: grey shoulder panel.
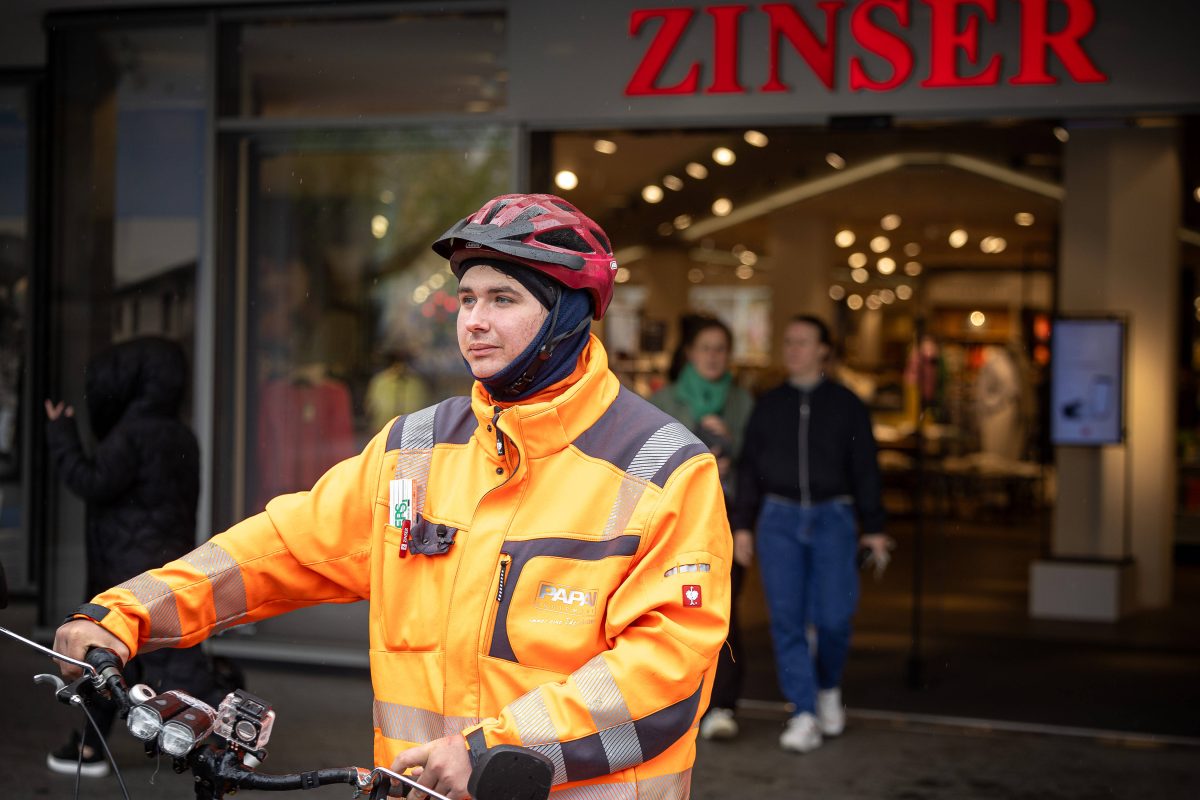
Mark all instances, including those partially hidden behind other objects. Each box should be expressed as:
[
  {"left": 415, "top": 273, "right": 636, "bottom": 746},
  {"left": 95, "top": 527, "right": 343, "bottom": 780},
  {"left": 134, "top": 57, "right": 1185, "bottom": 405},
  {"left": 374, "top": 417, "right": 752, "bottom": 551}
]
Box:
[{"left": 572, "top": 386, "right": 707, "bottom": 488}]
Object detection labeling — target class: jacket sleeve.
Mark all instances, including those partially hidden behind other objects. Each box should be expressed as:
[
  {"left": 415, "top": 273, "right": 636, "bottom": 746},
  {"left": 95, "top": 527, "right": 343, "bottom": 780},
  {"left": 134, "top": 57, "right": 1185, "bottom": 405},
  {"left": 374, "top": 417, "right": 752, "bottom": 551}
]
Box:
[
  {"left": 463, "top": 454, "right": 731, "bottom": 785},
  {"left": 46, "top": 417, "right": 138, "bottom": 501},
  {"left": 730, "top": 400, "right": 765, "bottom": 531},
  {"left": 848, "top": 396, "right": 886, "bottom": 534},
  {"left": 79, "top": 426, "right": 390, "bottom": 657}
]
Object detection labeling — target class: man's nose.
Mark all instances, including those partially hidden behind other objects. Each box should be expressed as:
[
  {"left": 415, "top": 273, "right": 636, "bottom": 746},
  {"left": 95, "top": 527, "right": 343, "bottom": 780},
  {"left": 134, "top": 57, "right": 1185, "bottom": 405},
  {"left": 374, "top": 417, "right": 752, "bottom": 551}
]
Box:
[{"left": 462, "top": 306, "right": 489, "bottom": 331}]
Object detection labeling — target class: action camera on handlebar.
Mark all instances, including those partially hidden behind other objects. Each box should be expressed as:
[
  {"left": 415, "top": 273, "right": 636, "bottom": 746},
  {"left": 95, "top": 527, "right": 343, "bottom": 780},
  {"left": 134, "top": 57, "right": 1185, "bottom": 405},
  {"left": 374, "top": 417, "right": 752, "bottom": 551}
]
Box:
[{"left": 213, "top": 688, "right": 276, "bottom": 752}]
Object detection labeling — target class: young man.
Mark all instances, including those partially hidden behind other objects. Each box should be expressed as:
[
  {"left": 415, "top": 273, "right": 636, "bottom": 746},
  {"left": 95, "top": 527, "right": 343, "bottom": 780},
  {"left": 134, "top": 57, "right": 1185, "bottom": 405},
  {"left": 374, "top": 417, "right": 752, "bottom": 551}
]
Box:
[
  {"left": 732, "top": 315, "right": 893, "bottom": 754},
  {"left": 52, "top": 194, "right": 731, "bottom": 800}
]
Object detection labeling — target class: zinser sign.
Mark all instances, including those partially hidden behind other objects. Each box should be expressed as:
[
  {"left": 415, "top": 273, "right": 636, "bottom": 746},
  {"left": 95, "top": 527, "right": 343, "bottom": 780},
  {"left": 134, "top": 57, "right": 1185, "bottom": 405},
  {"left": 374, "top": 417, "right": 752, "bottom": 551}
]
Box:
[
  {"left": 626, "top": 0, "right": 1106, "bottom": 96},
  {"left": 509, "top": 0, "right": 1200, "bottom": 124}
]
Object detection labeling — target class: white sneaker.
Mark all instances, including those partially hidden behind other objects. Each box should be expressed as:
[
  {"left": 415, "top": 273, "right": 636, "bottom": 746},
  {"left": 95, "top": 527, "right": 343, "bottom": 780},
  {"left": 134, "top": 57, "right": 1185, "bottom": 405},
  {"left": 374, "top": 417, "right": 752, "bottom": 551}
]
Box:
[
  {"left": 699, "top": 707, "right": 739, "bottom": 740},
  {"left": 780, "top": 712, "right": 823, "bottom": 753},
  {"left": 817, "top": 687, "right": 845, "bottom": 737}
]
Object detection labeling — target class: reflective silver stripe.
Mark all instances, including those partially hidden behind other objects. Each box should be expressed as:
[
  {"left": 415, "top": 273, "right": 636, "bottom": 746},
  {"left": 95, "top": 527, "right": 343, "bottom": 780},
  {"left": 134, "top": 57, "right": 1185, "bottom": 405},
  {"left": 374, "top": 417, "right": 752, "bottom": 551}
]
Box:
[
  {"left": 627, "top": 423, "right": 702, "bottom": 482},
  {"left": 116, "top": 573, "right": 182, "bottom": 649},
  {"left": 372, "top": 699, "right": 478, "bottom": 743},
  {"left": 549, "top": 771, "right": 691, "bottom": 800},
  {"left": 601, "top": 474, "right": 645, "bottom": 541},
  {"left": 663, "top": 563, "right": 711, "bottom": 578},
  {"left": 509, "top": 688, "right": 567, "bottom": 785},
  {"left": 551, "top": 784, "right": 636, "bottom": 800},
  {"left": 573, "top": 656, "right": 643, "bottom": 772},
  {"left": 399, "top": 403, "right": 437, "bottom": 451},
  {"left": 634, "top": 770, "right": 692, "bottom": 800},
  {"left": 181, "top": 541, "right": 247, "bottom": 631}
]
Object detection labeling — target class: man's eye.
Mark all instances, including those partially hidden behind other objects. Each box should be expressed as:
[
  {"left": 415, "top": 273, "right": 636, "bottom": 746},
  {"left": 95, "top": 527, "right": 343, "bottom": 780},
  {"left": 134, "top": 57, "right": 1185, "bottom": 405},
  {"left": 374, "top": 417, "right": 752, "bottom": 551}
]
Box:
[{"left": 459, "top": 296, "right": 474, "bottom": 306}]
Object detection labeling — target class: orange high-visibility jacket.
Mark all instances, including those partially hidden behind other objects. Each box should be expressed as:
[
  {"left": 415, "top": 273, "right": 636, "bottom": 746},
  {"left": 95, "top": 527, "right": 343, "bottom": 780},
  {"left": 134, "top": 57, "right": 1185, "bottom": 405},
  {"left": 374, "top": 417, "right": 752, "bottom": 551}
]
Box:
[{"left": 84, "top": 336, "right": 731, "bottom": 798}]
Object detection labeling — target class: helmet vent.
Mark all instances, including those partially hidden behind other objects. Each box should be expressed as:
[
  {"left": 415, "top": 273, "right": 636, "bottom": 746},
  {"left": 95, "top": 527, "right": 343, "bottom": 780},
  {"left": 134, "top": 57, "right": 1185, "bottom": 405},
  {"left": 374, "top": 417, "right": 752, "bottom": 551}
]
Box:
[
  {"left": 514, "top": 207, "right": 547, "bottom": 223},
  {"left": 589, "top": 228, "right": 611, "bottom": 254},
  {"left": 535, "top": 229, "right": 592, "bottom": 253},
  {"left": 481, "top": 200, "right": 510, "bottom": 225},
  {"left": 551, "top": 200, "right": 579, "bottom": 215}
]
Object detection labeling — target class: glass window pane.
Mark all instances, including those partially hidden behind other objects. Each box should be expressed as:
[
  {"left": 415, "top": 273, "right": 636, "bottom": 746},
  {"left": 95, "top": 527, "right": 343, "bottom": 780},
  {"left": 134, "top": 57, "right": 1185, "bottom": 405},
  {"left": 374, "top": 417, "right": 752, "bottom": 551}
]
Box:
[
  {"left": 0, "top": 86, "right": 30, "bottom": 592},
  {"left": 225, "top": 12, "right": 507, "bottom": 118},
  {"left": 48, "top": 25, "right": 207, "bottom": 621},
  {"left": 234, "top": 125, "right": 510, "bottom": 514}
]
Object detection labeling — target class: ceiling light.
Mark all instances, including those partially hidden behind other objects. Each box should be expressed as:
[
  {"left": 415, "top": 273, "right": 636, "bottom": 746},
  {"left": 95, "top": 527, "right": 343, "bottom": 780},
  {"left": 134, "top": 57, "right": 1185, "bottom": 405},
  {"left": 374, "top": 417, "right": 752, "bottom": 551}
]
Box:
[
  {"left": 712, "top": 197, "right": 733, "bottom": 216},
  {"left": 743, "top": 130, "right": 769, "bottom": 148},
  {"left": 826, "top": 152, "right": 846, "bottom": 170},
  {"left": 880, "top": 214, "right": 902, "bottom": 231},
  {"left": 687, "top": 267, "right": 705, "bottom": 283},
  {"left": 877, "top": 257, "right": 896, "bottom": 275},
  {"left": 673, "top": 214, "right": 692, "bottom": 230},
  {"left": 880, "top": 289, "right": 896, "bottom": 304},
  {"left": 614, "top": 267, "right": 631, "bottom": 284},
  {"left": 642, "top": 185, "right": 664, "bottom": 204},
  {"left": 371, "top": 215, "right": 389, "bottom": 239},
  {"left": 379, "top": 190, "right": 395, "bottom": 204},
  {"left": 948, "top": 228, "right": 968, "bottom": 248},
  {"left": 990, "top": 236, "right": 1007, "bottom": 253},
  {"left": 735, "top": 264, "right": 755, "bottom": 280},
  {"left": 870, "top": 235, "right": 890, "bottom": 253},
  {"left": 663, "top": 175, "right": 684, "bottom": 191},
  {"left": 1014, "top": 212, "right": 1035, "bottom": 226},
  {"left": 829, "top": 285, "right": 846, "bottom": 301},
  {"left": 712, "top": 147, "right": 736, "bottom": 166},
  {"left": 1053, "top": 126, "right": 1070, "bottom": 143},
  {"left": 904, "top": 261, "right": 923, "bottom": 276},
  {"left": 896, "top": 284, "right": 912, "bottom": 300},
  {"left": 739, "top": 250, "right": 758, "bottom": 266},
  {"left": 851, "top": 268, "right": 869, "bottom": 284},
  {"left": 593, "top": 139, "right": 618, "bottom": 154},
  {"left": 848, "top": 252, "right": 868, "bottom": 268},
  {"left": 1194, "top": 186, "right": 1200, "bottom": 202},
  {"left": 969, "top": 311, "right": 987, "bottom": 327},
  {"left": 847, "top": 294, "right": 864, "bottom": 310},
  {"left": 657, "top": 222, "right": 674, "bottom": 236},
  {"left": 980, "top": 236, "right": 995, "bottom": 253},
  {"left": 685, "top": 162, "right": 708, "bottom": 179},
  {"left": 731, "top": 244, "right": 747, "bottom": 256},
  {"left": 866, "top": 294, "right": 883, "bottom": 310},
  {"left": 835, "top": 230, "right": 856, "bottom": 248},
  {"left": 903, "top": 242, "right": 921, "bottom": 257},
  {"left": 554, "top": 170, "right": 579, "bottom": 191}
]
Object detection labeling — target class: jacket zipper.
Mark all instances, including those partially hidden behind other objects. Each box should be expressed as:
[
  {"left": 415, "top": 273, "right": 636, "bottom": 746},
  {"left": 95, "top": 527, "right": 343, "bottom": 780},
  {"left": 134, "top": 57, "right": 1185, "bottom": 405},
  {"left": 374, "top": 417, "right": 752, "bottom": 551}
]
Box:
[
  {"left": 480, "top": 554, "right": 512, "bottom": 656},
  {"left": 496, "top": 555, "right": 510, "bottom": 603},
  {"left": 799, "top": 391, "right": 811, "bottom": 505},
  {"left": 493, "top": 405, "right": 505, "bottom": 456}
]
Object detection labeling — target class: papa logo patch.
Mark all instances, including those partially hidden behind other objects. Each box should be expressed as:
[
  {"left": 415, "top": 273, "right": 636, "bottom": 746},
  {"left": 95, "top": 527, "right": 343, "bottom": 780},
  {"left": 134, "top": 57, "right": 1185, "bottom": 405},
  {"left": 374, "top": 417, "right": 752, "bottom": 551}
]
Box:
[
  {"left": 682, "top": 585, "right": 702, "bottom": 608},
  {"left": 535, "top": 581, "right": 599, "bottom": 619}
]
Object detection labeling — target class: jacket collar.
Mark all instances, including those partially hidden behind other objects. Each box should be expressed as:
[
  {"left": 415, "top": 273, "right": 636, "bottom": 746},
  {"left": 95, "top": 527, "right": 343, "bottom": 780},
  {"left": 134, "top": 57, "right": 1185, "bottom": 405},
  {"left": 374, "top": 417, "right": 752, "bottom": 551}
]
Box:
[{"left": 470, "top": 334, "right": 619, "bottom": 461}]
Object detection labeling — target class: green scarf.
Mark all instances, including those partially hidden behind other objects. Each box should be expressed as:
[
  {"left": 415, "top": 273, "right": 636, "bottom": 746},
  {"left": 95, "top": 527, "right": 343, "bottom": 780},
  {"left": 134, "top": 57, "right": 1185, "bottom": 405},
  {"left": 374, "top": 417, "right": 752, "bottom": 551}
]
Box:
[{"left": 673, "top": 363, "right": 732, "bottom": 421}]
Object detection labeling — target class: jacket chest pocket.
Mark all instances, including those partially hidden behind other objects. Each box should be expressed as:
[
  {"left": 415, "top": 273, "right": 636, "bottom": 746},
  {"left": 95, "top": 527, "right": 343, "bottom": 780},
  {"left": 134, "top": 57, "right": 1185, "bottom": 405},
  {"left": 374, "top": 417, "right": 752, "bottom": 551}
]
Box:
[
  {"left": 483, "top": 535, "right": 640, "bottom": 668},
  {"left": 377, "top": 523, "right": 458, "bottom": 652}
]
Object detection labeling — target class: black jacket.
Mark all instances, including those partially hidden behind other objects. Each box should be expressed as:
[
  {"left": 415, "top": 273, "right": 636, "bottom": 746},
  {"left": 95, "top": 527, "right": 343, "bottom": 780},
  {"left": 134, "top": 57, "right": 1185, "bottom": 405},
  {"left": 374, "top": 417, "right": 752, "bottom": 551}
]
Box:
[
  {"left": 47, "top": 337, "right": 200, "bottom": 598},
  {"left": 732, "top": 378, "right": 885, "bottom": 534}
]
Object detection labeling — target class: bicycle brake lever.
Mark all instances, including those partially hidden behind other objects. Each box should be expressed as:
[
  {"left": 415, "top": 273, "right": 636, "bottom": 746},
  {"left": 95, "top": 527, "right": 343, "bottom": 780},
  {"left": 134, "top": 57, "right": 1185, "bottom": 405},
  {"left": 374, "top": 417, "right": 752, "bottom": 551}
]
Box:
[{"left": 34, "top": 673, "right": 66, "bottom": 692}]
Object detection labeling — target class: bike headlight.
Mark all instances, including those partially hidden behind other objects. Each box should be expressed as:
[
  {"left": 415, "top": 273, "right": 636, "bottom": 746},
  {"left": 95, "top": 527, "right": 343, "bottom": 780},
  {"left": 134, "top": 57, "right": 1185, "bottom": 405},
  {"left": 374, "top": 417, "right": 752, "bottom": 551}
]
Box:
[
  {"left": 158, "top": 700, "right": 217, "bottom": 757},
  {"left": 126, "top": 691, "right": 190, "bottom": 741}
]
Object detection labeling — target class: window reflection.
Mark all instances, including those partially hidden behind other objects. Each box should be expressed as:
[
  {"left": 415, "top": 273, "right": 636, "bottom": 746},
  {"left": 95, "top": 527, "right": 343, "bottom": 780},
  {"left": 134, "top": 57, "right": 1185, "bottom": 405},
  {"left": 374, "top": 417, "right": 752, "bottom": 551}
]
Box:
[{"left": 241, "top": 126, "right": 510, "bottom": 512}]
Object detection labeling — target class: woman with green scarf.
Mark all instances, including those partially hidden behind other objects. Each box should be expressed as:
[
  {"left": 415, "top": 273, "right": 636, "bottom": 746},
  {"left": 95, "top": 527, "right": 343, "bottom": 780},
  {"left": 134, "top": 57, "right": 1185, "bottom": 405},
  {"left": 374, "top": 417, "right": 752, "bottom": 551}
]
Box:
[{"left": 650, "top": 314, "right": 753, "bottom": 741}]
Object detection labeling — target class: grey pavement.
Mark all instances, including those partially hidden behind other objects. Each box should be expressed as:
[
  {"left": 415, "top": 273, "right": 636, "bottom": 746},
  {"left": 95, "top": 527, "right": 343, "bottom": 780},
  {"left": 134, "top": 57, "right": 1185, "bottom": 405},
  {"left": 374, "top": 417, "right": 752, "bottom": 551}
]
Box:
[{"left": 2, "top": 601, "right": 1197, "bottom": 800}]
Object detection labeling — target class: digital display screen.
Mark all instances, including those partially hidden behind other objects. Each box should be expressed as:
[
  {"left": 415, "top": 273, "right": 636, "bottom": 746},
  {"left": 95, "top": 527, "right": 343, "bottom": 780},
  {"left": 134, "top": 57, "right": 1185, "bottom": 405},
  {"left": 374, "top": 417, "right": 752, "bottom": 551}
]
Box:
[{"left": 1050, "top": 318, "right": 1125, "bottom": 446}]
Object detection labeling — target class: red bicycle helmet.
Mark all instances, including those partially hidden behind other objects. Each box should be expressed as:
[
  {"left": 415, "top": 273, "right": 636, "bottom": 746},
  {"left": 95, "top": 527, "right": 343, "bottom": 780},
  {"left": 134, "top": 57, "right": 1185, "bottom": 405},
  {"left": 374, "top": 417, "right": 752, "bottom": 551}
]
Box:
[{"left": 431, "top": 193, "right": 617, "bottom": 320}]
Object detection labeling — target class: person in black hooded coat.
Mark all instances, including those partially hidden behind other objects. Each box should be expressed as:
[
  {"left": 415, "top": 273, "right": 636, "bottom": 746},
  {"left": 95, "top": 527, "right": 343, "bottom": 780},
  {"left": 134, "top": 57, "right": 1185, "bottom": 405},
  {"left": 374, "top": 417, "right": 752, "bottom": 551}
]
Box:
[{"left": 44, "top": 336, "right": 216, "bottom": 776}]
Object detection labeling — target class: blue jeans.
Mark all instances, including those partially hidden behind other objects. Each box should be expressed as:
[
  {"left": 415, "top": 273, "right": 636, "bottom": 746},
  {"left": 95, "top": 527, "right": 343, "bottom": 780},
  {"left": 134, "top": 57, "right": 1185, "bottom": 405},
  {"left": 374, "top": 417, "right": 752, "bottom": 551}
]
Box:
[{"left": 757, "top": 496, "right": 860, "bottom": 715}]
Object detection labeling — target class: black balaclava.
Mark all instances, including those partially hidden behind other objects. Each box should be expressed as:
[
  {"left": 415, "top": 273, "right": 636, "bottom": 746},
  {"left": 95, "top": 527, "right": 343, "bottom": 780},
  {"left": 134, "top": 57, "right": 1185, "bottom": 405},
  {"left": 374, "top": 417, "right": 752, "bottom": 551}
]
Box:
[{"left": 459, "top": 259, "right": 593, "bottom": 402}]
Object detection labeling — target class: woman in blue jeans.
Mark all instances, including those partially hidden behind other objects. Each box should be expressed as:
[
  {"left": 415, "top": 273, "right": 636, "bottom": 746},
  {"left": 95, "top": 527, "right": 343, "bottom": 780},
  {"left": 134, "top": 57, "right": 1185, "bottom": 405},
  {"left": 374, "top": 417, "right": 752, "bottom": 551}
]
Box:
[{"left": 732, "top": 315, "right": 894, "bottom": 753}]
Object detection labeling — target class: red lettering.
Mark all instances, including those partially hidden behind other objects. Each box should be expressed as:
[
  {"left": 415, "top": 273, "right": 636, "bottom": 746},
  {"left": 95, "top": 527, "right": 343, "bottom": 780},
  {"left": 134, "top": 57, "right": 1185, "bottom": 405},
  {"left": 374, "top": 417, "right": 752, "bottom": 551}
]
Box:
[
  {"left": 626, "top": 8, "right": 702, "bottom": 95},
  {"left": 920, "top": 0, "right": 1002, "bottom": 87},
  {"left": 1010, "top": 0, "right": 1107, "bottom": 85},
  {"left": 761, "top": 1, "right": 845, "bottom": 92},
  {"left": 706, "top": 5, "right": 750, "bottom": 94},
  {"left": 849, "top": 0, "right": 914, "bottom": 91}
]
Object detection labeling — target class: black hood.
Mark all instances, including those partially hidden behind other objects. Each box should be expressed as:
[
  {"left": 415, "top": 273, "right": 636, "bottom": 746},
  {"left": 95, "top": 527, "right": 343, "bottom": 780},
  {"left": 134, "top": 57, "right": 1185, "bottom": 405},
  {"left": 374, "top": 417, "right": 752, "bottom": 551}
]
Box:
[{"left": 85, "top": 337, "right": 188, "bottom": 439}]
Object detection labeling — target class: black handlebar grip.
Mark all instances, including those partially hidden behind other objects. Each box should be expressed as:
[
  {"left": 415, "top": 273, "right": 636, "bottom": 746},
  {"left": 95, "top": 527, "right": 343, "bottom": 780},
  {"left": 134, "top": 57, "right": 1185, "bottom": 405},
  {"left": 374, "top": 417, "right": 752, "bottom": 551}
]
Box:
[
  {"left": 84, "top": 647, "right": 131, "bottom": 711},
  {"left": 235, "top": 767, "right": 361, "bottom": 791}
]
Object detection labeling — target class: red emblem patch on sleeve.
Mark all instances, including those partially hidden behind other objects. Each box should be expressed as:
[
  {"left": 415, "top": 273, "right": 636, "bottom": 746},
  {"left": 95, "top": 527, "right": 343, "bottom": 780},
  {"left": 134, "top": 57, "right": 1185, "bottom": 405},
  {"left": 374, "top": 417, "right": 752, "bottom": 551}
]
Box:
[{"left": 682, "top": 585, "right": 702, "bottom": 607}]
